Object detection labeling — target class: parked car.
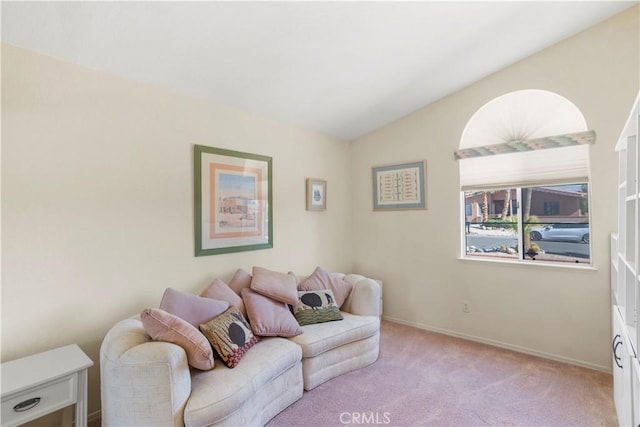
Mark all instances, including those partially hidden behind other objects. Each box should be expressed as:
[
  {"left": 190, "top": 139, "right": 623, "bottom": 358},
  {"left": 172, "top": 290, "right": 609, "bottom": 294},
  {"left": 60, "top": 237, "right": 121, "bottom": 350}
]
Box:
[{"left": 530, "top": 223, "right": 589, "bottom": 243}]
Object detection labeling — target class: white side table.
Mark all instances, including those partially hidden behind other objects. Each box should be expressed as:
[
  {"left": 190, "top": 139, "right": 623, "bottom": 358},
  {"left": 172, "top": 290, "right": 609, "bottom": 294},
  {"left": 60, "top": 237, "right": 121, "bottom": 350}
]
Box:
[{"left": 1, "top": 344, "right": 93, "bottom": 427}]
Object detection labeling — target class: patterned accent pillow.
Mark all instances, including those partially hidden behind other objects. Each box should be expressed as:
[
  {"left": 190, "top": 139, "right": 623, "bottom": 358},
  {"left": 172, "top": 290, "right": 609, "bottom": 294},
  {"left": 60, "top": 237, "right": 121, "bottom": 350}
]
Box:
[
  {"left": 199, "top": 306, "right": 258, "bottom": 368},
  {"left": 292, "top": 290, "right": 344, "bottom": 326},
  {"left": 298, "top": 267, "right": 353, "bottom": 308}
]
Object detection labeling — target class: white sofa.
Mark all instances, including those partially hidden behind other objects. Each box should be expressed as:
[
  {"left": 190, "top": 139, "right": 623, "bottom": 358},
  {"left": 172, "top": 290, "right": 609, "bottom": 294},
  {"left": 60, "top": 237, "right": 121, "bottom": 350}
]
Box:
[{"left": 100, "top": 274, "right": 381, "bottom": 427}]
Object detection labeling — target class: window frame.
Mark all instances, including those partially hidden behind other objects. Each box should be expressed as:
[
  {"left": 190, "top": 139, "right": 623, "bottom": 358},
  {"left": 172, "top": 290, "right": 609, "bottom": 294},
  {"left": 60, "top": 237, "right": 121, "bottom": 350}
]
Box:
[{"left": 460, "top": 183, "right": 594, "bottom": 268}]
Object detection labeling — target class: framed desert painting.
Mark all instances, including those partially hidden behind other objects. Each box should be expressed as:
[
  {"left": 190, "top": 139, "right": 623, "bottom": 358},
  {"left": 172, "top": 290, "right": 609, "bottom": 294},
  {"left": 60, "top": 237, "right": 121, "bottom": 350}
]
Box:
[{"left": 194, "top": 145, "right": 273, "bottom": 256}]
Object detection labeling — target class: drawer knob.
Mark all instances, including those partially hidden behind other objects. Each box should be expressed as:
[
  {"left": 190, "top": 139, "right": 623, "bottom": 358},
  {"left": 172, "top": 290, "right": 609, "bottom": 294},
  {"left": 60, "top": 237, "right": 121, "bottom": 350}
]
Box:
[{"left": 13, "top": 397, "right": 41, "bottom": 412}]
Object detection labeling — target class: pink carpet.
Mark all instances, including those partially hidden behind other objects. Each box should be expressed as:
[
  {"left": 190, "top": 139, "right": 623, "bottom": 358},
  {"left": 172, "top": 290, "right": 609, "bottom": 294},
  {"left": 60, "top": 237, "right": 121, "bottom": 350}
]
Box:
[{"left": 268, "top": 320, "right": 616, "bottom": 427}]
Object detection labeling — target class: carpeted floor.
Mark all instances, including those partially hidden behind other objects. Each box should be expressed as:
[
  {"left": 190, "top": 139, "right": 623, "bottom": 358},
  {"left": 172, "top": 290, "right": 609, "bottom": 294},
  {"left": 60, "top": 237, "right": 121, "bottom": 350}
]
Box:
[{"left": 268, "top": 320, "right": 617, "bottom": 427}]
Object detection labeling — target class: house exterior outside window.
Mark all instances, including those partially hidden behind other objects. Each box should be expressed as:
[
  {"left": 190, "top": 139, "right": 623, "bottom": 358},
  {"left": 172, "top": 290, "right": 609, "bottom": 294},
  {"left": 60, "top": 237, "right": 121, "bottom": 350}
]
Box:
[{"left": 463, "top": 184, "right": 590, "bottom": 264}]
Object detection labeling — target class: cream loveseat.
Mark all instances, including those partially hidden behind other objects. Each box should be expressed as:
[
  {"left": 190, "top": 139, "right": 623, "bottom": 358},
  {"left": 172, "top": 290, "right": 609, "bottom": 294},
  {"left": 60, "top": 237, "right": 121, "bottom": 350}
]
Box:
[{"left": 100, "top": 271, "right": 381, "bottom": 427}]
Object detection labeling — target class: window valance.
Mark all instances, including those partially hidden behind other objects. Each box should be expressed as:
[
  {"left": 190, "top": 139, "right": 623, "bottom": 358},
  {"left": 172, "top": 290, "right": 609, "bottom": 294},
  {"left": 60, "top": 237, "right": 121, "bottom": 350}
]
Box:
[
  {"left": 454, "top": 130, "right": 595, "bottom": 160},
  {"left": 457, "top": 89, "right": 594, "bottom": 190}
]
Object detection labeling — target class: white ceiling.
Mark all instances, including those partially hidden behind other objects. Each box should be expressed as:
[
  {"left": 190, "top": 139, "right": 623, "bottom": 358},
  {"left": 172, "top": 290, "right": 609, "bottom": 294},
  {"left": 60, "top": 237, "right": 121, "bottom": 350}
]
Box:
[{"left": 1, "top": 1, "right": 637, "bottom": 141}]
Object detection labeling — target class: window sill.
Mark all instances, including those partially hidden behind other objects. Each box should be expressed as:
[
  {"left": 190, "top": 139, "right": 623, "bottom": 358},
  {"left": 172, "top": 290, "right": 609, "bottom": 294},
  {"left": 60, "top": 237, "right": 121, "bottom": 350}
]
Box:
[{"left": 457, "top": 255, "right": 598, "bottom": 271}]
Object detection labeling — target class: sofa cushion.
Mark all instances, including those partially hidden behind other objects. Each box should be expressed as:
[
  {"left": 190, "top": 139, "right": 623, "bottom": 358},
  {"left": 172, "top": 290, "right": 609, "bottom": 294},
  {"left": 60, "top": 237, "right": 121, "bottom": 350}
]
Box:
[
  {"left": 200, "top": 306, "right": 258, "bottom": 368},
  {"left": 140, "top": 308, "right": 215, "bottom": 371},
  {"left": 241, "top": 288, "right": 303, "bottom": 337},
  {"left": 288, "top": 312, "right": 380, "bottom": 358},
  {"left": 186, "top": 337, "right": 302, "bottom": 426},
  {"left": 300, "top": 332, "right": 380, "bottom": 391},
  {"left": 159, "top": 287, "right": 229, "bottom": 327},
  {"left": 201, "top": 278, "right": 246, "bottom": 317},
  {"left": 292, "top": 290, "right": 343, "bottom": 326},
  {"left": 298, "top": 267, "right": 353, "bottom": 308},
  {"left": 250, "top": 266, "right": 298, "bottom": 305}
]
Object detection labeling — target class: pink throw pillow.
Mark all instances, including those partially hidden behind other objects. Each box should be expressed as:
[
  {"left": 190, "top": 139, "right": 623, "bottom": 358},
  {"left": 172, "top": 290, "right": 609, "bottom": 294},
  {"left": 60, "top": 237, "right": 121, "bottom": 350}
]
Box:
[
  {"left": 201, "top": 278, "right": 246, "bottom": 317},
  {"left": 241, "top": 288, "right": 303, "bottom": 337},
  {"left": 141, "top": 308, "right": 214, "bottom": 371},
  {"left": 229, "top": 268, "right": 252, "bottom": 294},
  {"left": 159, "top": 287, "right": 229, "bottom": 327},
  {"left": 288, "top": 272, "right": 309, "bottom": 286},
  {"left": 298, "top": 267, "right": 353, "bottom": 308},
  {"left": 250, "top": 266, "right": 298, "bottom": 305}
]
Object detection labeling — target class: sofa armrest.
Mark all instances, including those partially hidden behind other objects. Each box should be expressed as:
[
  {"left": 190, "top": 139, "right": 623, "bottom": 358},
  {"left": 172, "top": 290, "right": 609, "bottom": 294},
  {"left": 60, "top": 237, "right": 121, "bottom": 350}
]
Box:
[
  {"left": 100, "top": 318, "right": 191, "bottom": 427},
  {"left": 341, "top": 275, "right": 382, "bottom": 317}
]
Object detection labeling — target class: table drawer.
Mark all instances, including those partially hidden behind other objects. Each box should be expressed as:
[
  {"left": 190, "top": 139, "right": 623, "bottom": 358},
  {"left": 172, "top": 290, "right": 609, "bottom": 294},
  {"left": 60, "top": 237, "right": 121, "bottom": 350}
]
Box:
[{"left": 1, "top": 374, "right": 77, "bottom": 427}]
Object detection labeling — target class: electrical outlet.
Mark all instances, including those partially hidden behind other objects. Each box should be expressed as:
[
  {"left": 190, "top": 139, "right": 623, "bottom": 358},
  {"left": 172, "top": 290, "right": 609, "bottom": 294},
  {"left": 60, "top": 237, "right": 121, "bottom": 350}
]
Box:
[{"left": 463, "top": 301, "right": 471, "bottom": 314}]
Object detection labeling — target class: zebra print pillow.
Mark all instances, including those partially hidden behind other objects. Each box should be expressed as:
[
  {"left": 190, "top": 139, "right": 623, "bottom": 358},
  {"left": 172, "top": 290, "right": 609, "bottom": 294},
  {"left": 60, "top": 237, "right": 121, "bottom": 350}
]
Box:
[
  {"left": 200, "top": 306, "right": 259, "bottom": 368},
  {"left": 293, "top": 290, "right": 343, "bottom": 326}
]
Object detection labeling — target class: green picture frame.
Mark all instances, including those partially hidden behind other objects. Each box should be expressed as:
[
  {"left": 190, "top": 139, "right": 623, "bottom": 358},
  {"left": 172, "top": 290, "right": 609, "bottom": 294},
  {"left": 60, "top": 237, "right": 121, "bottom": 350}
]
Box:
[
  {"left": 194, "top": 145, "right": 273, "bottom": 256},
  {"left": 372, "top": 160, "right": 427, "bottom": 211}
]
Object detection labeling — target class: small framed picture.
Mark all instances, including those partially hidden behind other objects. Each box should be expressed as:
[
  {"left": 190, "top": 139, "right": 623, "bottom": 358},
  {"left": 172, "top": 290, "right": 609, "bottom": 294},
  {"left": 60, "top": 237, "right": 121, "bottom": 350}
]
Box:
[{"left": 306, "top": 178, "right": 327, "bottom": 211}]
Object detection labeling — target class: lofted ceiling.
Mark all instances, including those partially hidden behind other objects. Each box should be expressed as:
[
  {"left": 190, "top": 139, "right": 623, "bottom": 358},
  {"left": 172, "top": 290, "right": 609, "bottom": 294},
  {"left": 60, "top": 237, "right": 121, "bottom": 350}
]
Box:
[{"left": 1, "top": 1, "right": 637, "bottom": 141}]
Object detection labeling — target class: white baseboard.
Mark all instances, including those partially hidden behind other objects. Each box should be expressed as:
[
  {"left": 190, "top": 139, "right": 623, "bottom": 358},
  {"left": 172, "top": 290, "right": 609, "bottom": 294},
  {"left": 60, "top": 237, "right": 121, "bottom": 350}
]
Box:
[{"left": 382, "top": 315, "right": 611, "bottom": 374}]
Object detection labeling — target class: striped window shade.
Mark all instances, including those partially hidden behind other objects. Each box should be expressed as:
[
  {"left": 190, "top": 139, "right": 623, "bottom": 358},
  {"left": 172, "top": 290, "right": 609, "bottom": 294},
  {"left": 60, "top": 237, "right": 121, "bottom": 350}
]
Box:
[{"left": 457, "top": 89, "right": 594, "bottom": 191}]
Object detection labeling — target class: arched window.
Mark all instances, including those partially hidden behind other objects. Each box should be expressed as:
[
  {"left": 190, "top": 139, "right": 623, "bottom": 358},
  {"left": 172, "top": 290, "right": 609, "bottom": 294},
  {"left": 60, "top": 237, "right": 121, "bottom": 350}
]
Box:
[{"left": 456, "top": 89, "right": 594, "bottom": 265}]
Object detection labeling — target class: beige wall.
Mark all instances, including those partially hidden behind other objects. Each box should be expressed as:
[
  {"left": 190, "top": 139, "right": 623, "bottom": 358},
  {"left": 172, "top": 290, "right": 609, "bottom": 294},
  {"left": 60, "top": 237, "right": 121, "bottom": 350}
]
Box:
[
  {"left": 351, "top": 6, "right": 639, "bottom": 371},
  {"left": 1, "top": 43, "right": 352, "bottom": 417},
  {"left": 2, "top": 6, "right": 639, "bottom": 421}
]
